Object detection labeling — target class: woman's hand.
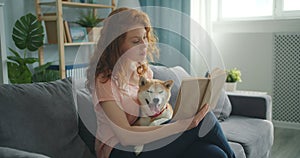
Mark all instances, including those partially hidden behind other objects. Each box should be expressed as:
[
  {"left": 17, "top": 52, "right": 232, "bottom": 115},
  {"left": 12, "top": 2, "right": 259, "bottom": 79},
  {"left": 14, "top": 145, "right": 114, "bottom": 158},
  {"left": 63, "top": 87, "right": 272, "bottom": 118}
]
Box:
[{"left": 181, "top": 104, "right": 210, "bottom": 130}]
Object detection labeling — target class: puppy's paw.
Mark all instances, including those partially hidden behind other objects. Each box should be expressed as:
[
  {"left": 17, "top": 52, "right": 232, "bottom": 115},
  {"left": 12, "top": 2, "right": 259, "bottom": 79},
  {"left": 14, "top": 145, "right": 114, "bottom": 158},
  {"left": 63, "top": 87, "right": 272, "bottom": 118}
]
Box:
[
  {"left": 150, "top": 118, "right": 169, "bottom": 126},
  {"left": 134, "top": 145, "right": 144, "bottom": 156}
]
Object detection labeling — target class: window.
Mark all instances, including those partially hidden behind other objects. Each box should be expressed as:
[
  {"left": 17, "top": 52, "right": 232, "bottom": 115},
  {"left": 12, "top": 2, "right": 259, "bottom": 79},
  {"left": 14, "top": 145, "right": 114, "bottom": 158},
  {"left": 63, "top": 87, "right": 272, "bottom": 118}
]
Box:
[
  {"left": 283, "top": 0, "right": 300, "bottom": 11},
  {"left": 219, "top": 0, "right": 300, "bottom": 20},
  {"left": 220, "top": 0, "right": 273, "bottom": 19}
]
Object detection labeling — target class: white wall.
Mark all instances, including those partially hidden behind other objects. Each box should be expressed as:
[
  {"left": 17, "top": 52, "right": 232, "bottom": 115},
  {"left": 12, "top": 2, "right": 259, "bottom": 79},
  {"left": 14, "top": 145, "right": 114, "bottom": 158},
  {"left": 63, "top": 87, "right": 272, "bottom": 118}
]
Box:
[
  {"left": 212, "top": 19, "right": 300, "bottom": 95},
  {"left": 213, "top": 33, "right": 273, "bottom": 94},
  {"left": 0, "top": 0, "right": 30, "bottom": 51}
]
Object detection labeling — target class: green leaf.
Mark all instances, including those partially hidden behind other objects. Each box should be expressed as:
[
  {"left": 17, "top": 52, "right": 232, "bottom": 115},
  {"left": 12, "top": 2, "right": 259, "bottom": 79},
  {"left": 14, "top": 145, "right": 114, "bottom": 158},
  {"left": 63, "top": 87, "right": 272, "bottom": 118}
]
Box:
[
  {"left": 24, "top": 57, "right": 38, "bottom": 64},
  {"left": 75, "top": 11, "right": 102, "bottom": 27},
  {"left": 32, "top": 62, "right": 60, "bottom": 82},
  {"left": 32, "top": 69, "right": 60, "bottom": 82},
  {"left": 7, "top": 56, "right": 23, "bottom": 65},
  {"left": 33, "top": 62, "right": 52, "bottom": 73},
  {"left": 7, "top": 61, "right": 32, "bottom": 84},
  {"left": 8, "top": 48, "right": 21, "bottom": 58},
  {"left": 12, "top": 13, "right": 44, "bottom": 51},
  {"left": 226, "top": 68, "right": 242, "bottom": 83}
]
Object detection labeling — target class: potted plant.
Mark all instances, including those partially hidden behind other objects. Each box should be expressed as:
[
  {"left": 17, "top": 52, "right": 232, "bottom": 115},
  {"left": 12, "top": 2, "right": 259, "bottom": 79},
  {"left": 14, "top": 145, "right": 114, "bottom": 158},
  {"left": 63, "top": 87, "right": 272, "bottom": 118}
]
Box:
[
  {"left": 7, "top": 13, "right": 59, "bottom": 84},
  {"left": 75, "top": 11, "right": 103, "bottom": 42},
  {"left": 225, "top": 68, "right": 242, "bottom": 91}
]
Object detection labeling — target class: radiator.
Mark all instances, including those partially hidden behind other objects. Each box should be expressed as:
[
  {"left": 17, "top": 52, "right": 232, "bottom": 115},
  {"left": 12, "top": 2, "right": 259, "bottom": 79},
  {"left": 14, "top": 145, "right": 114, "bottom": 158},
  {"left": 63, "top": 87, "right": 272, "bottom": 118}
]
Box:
[{"left": 273, "top": 33, "right": 300, "bottom": 123}]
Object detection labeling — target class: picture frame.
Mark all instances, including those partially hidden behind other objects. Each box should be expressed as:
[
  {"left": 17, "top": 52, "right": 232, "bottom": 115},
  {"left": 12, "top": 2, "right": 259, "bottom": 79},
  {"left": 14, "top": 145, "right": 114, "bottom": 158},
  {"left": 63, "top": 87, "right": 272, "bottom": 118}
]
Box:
[{"left": 69, "top": 25, "right": 88, "bottom": 43}]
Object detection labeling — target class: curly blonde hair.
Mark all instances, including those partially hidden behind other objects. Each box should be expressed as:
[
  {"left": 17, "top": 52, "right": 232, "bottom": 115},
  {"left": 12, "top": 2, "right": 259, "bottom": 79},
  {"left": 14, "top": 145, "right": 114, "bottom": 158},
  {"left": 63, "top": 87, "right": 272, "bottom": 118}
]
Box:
[{"left": 86, "top": 8, "right": 159, "bottom": 92}]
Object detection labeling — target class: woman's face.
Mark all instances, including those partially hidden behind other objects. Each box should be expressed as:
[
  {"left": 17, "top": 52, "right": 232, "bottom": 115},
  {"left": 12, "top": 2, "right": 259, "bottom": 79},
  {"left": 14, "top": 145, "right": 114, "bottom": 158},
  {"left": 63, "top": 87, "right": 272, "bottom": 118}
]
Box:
[{"left": 121, "top": 28, "right": 148, "bottom": 62}]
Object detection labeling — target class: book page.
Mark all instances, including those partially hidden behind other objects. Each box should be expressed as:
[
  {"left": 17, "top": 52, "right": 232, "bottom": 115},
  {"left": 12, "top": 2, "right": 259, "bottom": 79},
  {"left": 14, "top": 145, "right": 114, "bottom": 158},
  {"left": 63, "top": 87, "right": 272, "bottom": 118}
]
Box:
[
  {"left": 172, "top": 78, "right": 209, "bottom": 120},
  {"left": 172, "top": 68, "right": 226, "bottom": 120}
]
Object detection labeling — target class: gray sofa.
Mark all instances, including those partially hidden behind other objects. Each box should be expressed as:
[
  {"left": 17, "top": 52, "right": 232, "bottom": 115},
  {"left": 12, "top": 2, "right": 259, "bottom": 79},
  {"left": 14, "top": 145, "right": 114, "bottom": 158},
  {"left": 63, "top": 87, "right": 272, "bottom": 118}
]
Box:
[{"left": 0, "top": 65, "right": 273, "bottom": 158}]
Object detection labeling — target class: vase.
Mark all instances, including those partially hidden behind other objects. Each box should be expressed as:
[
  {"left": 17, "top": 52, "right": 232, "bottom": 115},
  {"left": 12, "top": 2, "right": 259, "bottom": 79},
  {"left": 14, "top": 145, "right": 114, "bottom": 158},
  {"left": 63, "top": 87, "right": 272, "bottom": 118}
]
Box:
[
  {"left": 86, "top": 27, "right": 102, "bottom": 42},
  {"left": 224, "top": 82, "right": 237, "bottom": 91}
]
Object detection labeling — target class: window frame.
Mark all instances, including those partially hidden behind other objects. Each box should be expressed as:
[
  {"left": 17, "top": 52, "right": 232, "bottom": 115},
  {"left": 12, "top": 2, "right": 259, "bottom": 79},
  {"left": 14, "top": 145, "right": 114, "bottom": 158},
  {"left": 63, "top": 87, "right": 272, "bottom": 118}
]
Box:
[
  {"left": 218, "top": 0, "right": 300, "bottom": 21},
  {"left": 275, "top": 0, "right": 300, "bottom": 18}
]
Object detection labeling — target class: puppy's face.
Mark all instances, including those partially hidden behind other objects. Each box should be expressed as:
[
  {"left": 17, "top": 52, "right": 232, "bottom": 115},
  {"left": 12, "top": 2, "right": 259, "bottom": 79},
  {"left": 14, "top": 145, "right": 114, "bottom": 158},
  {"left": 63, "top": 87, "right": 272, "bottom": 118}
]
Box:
[{"left": 138, "top": 76, "right": 173, "bottom": 116}]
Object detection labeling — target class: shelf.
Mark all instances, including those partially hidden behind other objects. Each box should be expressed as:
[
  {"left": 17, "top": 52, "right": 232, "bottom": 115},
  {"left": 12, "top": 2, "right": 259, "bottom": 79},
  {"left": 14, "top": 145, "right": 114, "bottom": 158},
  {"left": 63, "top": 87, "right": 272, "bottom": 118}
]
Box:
[
  {"left": 43, "top": 42, "right": 96, "bottom": 46},
  {"left": 48, "top": 63, "right": 88, "bottom": 70},
  {"left": 64, "top": 42, "right": 96, "bottom": 46},
  {"left": 35, "top": 0, "right": 115, "bottom": 79},
  {"left": 39, "top": 1, "right": 114, "bottom": 9}
]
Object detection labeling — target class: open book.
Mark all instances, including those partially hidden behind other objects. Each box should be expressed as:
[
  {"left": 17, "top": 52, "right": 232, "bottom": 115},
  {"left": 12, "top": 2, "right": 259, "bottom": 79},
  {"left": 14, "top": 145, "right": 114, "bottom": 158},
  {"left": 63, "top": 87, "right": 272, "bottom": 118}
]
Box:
[{"left": 172, "top": 68, "right": 226, "bottom": 120}]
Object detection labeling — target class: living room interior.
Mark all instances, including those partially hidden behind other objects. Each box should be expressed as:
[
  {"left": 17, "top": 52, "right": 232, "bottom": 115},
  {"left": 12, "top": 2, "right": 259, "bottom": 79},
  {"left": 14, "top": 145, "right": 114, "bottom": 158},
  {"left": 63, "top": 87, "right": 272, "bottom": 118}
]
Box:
[{"left": 0, "top": 0, "right": 300, "bottom": 158}]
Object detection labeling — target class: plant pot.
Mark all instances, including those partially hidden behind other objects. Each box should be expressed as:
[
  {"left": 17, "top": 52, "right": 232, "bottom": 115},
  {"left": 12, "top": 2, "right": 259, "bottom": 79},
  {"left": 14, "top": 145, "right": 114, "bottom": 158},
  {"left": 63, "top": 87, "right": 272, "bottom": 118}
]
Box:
[
  {"left": 224, "top": 82, "right": 237, "bottom": 91},
  {"left": 86, "top": 27, "right": 102, "bottom": 42}
]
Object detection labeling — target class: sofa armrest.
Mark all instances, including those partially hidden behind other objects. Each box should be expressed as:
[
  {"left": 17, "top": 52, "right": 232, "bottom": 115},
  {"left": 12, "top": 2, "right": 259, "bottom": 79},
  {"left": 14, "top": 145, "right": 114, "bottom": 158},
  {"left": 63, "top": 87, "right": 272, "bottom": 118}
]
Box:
[
  {"left": 227, "top": 91, "right": 272, "bottom": 120},
  {"left": 0, "top": 147, "right": 49, "bottom": 158}
]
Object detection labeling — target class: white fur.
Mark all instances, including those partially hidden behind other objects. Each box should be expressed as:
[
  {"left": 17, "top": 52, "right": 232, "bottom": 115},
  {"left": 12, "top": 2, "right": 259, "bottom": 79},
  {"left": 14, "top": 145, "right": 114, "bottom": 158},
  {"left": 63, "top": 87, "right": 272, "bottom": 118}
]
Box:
[{"left": 133, "top": 77, "right": 174, "bottom": 155}]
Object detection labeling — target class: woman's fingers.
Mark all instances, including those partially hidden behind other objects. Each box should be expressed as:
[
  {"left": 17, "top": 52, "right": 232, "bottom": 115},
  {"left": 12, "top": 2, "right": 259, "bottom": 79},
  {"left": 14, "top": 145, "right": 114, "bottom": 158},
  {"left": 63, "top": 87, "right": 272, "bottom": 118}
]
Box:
[{"left": 197, "top": 104, "right": 209, "bottom": 119}]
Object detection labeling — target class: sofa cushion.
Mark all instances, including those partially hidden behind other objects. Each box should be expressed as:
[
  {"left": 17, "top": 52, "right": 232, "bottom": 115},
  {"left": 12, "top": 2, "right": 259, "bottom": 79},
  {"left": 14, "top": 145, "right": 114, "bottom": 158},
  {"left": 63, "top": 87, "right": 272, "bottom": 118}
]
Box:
[
  {"left": 220, "top": 116, "right": 274, "bottom": 158},
  {"left": 0, "top": 147, "right": 50, "bottom": 158},
  {"left": 0, "top": 79, "right": 95, "bottom": 158}
]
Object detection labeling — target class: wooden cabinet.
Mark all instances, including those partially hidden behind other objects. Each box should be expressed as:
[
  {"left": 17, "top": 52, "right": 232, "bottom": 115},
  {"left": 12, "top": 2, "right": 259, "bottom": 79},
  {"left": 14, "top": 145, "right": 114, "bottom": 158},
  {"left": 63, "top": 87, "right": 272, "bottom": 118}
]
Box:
[
  {"left": 35, "top": 0, "right": 115, "bottom": 78},
  {"left": 0, "top": 3, "right": 8, "bottom": 84}
]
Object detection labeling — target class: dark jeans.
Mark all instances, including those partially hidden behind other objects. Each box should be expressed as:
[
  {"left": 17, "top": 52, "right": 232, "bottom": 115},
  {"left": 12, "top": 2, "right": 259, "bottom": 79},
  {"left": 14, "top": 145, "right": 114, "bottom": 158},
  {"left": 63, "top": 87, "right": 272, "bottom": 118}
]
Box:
[{"left": 110, "top": 112, "right": 235, "bottom": 158}]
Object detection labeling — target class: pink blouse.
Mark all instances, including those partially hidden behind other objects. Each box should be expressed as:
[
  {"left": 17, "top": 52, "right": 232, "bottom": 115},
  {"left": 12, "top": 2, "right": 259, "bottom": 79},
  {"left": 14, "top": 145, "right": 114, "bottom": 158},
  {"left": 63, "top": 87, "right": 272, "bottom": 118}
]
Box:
[{"left": 94, "top": 66, "right": 153, "bottom": 158}]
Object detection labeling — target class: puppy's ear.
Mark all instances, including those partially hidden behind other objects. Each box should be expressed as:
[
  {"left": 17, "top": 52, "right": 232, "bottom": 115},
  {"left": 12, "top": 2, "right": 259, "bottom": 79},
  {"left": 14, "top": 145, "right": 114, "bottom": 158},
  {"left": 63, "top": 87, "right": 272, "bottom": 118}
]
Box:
[
  {"left": 164, "top": 80, "right": 174, "bottom": 89},
  {"left": 139, "top": 76, "right": 148, "bottom": 87}
]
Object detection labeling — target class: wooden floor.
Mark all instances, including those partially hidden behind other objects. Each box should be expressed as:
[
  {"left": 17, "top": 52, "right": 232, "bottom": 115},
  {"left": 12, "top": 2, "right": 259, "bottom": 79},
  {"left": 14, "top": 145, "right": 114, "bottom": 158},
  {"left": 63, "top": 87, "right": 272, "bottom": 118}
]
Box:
[{"left": 270, "top": 127, "right": 300, "bottom": 158}]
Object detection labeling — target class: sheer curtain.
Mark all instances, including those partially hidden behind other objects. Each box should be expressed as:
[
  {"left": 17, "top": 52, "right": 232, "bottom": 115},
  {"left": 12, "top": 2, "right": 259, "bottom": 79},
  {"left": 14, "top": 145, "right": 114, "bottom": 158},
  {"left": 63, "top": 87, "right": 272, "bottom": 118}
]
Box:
[{"left": 190, "top": 0, "right": 222, "bottom": 76}]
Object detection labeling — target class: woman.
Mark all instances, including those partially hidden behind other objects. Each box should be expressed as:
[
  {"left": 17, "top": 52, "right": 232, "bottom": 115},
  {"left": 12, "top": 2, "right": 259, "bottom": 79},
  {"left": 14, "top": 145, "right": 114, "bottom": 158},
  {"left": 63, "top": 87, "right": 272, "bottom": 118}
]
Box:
[{"left": 86, "top": 7, "right": 235, "bottom": 158}]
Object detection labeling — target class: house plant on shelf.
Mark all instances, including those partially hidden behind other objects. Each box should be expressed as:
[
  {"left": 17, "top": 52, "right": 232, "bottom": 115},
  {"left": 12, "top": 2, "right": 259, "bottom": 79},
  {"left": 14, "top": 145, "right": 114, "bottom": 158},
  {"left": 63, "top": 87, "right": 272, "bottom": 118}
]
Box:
[
  {"left": 225, "top": 68, "right": 242, "bottom": 91},
  {"left": 75, "top": 11, "right": 103, "bottom": 42}
]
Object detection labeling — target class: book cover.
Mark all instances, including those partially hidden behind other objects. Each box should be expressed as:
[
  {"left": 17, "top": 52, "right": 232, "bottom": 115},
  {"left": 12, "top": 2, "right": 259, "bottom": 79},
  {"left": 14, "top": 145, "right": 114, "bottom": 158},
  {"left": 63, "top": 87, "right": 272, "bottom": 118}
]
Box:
[{"left": 63, "top": 21, "right": 72, "bottom": 43}]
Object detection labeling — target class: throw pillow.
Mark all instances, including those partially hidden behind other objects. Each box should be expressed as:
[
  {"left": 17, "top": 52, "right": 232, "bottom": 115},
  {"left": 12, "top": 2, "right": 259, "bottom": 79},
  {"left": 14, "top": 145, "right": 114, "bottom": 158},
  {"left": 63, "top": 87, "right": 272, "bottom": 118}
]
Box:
[
  {"left": 150, "top": 65, "right": 190, "bottom": 108},
  {"left": 212, "top": 89, "right": 232, "bottom": 121},
  {"left": 0, "top": 79, "right": 95, "bottom": 158}
]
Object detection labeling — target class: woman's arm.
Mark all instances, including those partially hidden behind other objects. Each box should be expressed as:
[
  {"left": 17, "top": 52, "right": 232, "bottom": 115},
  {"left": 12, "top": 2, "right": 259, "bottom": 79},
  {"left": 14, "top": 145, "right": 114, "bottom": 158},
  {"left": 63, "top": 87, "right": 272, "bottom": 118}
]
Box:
[{"left": 100, "top": 101, "right": 209, "bottom": 146}]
